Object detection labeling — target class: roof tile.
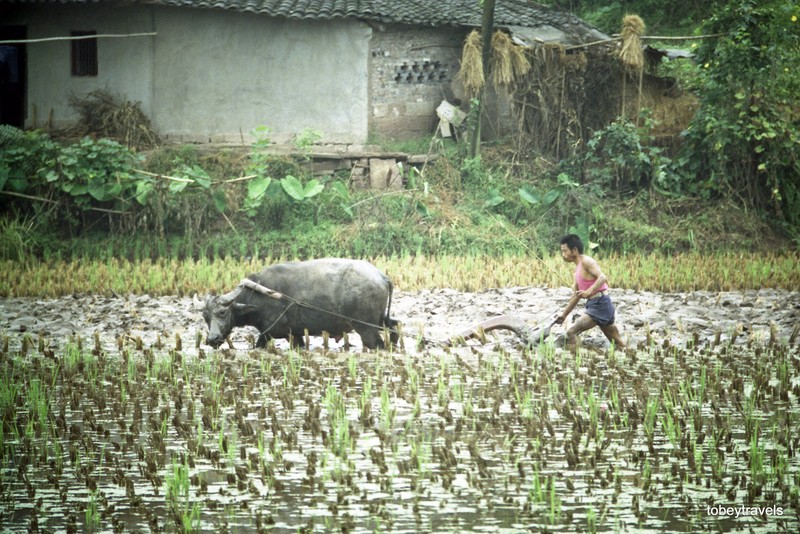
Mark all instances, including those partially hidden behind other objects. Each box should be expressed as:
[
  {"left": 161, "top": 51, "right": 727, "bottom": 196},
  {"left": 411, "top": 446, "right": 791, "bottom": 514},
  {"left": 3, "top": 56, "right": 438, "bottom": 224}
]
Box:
[{"left": 2, "top": 0, "right": 605, "bottom": 41}]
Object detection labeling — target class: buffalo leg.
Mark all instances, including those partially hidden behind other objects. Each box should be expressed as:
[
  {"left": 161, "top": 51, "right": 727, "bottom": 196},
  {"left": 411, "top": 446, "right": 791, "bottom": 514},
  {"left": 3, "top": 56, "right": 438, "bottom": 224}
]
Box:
[{"left": 356, "top": 326, "right": 383, "bottom": 350}]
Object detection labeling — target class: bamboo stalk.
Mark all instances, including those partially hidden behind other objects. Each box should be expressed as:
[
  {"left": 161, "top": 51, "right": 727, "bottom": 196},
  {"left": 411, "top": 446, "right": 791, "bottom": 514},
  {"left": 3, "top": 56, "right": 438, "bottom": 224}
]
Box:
[
  {"left": 564, "top": 32, "right": 725, "bottom": 51},
  {"left": 0, "top": 191, "right": 127, "bottom": 214},
  {"left": 132, "top": 169, "right": 194, "bottom": 182}
]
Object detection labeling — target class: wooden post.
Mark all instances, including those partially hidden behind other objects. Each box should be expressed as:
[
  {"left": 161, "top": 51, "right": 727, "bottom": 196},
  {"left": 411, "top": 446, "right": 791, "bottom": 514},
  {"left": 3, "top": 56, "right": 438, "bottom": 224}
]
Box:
[{"left": 469, "top": 0, "right": 495, "bottom": 159}]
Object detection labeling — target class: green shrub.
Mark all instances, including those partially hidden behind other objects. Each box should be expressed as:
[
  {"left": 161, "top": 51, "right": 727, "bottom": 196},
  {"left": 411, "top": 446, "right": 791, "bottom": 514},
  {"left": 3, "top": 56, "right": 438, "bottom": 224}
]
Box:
[{"left": 681, "top": 0, "right": 800, "bottom": 226}]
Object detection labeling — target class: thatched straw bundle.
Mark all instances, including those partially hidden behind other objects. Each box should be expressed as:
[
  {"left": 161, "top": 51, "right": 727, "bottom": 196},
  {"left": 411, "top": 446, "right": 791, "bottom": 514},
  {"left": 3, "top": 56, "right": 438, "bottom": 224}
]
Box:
[
  {"left": 459, "top": 30, "right": 484, "bottom": 95},
  {"left": 491, "top": 31, "right": 531, "bottom": 87},
  {"left": 619, "top": 15, "right": 645, "bottom": 70}
]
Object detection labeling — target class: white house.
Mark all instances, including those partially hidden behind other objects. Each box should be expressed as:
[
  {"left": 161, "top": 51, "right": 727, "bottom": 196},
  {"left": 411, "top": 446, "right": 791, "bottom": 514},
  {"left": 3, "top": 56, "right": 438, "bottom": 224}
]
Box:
[{"left": 0, "top": 0, "right": 606, "bottom": 144}]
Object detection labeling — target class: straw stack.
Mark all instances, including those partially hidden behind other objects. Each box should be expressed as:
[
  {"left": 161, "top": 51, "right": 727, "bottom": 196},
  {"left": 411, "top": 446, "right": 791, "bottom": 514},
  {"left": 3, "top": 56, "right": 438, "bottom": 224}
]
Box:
[
  {"left": 619, "top": 15, "right": 645, "bottom": 70},
  {"left": 491, "top": 31, "right": 531, "bottom": 87},
  {"left": 459, "top": 30, "right": 485, "bottom": 94}
]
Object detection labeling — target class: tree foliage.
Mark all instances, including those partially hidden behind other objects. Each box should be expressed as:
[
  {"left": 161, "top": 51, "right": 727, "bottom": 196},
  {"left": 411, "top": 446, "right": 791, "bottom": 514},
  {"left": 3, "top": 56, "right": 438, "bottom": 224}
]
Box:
[
  {"left": 680, "top": 0, "right": 800, "bottom": 225},
  {"left": 546, "top": 0, "right": 712, "bottom": 33}
]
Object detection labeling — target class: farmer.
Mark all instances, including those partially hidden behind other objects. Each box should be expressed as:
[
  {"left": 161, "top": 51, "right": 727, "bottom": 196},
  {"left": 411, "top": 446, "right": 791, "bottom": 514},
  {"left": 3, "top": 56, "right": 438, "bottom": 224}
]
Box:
[{"left": 554, "top": 234, "right": 625, "bottom": 350}]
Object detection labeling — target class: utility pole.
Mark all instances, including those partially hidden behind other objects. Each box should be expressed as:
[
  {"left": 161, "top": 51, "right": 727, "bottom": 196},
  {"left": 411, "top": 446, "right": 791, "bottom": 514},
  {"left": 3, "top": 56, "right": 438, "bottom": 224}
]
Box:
[{"left": 469, "top": 0, "right": 495, "bottom": 158}]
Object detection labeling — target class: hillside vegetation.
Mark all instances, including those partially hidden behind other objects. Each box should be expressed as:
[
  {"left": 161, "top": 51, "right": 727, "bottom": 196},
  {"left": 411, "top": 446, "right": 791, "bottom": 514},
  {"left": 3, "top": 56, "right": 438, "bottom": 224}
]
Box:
[{"left": 0, "top": 0, "right": 797, "bottom": 263}]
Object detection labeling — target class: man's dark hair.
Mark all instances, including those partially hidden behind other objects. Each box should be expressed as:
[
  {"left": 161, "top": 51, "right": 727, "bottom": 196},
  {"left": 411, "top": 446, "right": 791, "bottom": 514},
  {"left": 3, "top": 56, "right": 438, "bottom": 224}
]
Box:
[{"left": 560, "top": 234, "right": 584, "bottom": 254}]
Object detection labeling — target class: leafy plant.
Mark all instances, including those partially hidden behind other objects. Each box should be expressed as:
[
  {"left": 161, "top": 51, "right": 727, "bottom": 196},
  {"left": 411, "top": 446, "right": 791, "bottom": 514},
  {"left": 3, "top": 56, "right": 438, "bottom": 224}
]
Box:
[
  {"left": 293, "top": 128, "right": 323, "bottom": 153},
  {"left": 681, "top": 0, "right": 800, "bottom": 225},
  {"left": 281, "top": 175, "right": 324, "bottom": 202},
  {"left": 518, "top": 173, "right": 579, "bottom": 208},
  {"left": 582, "top": 114, "right": 671, "bottom": 195},
  {"left": 51, "top": 137, "right": 143, "bottom": 207},
  {"left": 0, "top": 127, "right": 60, "bottom": 193}
]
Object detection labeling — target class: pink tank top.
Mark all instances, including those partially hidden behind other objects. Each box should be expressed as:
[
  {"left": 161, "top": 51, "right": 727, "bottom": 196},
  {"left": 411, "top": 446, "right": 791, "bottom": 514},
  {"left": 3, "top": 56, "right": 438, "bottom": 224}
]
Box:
[{"left": 575, "top": 260, "right": 609, "bottom": 294}]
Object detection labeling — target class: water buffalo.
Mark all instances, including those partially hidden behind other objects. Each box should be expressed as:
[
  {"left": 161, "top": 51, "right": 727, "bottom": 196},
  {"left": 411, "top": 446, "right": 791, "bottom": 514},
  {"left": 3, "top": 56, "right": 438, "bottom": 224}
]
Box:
[{"left": 201, "top": 258, "right": 399, "bottom": 350}]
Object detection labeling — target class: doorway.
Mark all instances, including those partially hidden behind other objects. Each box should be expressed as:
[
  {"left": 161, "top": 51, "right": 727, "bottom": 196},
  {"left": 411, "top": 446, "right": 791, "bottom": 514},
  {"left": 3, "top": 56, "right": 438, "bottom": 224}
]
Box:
[{"left": 0, "top": 25, "right": 27, "bottom": 127}]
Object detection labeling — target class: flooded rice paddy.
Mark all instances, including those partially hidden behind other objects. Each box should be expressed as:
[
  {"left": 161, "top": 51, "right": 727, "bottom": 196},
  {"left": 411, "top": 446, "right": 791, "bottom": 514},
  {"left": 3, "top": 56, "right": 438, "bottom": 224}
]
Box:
[{"left": 1, "top": 287, "right": 799, "bottom": 532}]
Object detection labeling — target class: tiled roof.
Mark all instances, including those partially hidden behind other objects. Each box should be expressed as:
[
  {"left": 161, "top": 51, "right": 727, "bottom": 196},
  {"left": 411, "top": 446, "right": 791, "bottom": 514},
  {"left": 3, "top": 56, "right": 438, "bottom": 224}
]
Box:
[{"left": 4, "top": 0, "right": 604, "bottom": 40}]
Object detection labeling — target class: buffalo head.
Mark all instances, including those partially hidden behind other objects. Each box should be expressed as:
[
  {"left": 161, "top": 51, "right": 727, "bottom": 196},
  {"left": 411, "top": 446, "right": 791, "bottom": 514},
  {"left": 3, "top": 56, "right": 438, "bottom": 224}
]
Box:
[{"left": 201, "top": 287, "right": 254, "bottom": 349}]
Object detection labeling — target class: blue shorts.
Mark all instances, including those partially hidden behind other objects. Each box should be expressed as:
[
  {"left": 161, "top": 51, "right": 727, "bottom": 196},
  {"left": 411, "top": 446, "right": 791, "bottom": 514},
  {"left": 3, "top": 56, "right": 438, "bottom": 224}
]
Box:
[{"left": 585, "top": 294, "right": 616, "bottom": 327}]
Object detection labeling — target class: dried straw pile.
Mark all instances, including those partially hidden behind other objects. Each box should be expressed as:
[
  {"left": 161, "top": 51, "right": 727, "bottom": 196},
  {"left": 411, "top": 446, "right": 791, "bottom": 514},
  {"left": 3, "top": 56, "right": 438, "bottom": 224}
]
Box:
[
  {"left": 69, "top": 90, "right": 159, "bottom": 150},
  {"left": 459, "top": 30, "right": 531, "bottom": 95},
  {"left": 491, "top": 31, "right": 531, "bottom": 87},
  {"left": 458, "top": 30, "right": 484, "bottom": 95},
  {"left": 619, "top": 15, "right": 645, "bottom": 71}
]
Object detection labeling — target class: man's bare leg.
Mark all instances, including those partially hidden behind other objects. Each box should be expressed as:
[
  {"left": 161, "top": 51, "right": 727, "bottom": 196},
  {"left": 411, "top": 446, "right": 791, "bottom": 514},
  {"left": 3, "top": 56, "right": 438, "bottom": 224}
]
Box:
[
  {"left": 599, "top": 324, "right": 625, "bottom": 349},
  {"left": 566, "top": 314, "right": 597, "bottom": 351}
]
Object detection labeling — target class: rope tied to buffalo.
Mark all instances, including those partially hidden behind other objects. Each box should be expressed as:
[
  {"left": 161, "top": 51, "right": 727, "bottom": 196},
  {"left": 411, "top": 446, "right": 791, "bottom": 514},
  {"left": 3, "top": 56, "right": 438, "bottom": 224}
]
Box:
[{"left": 237, "top": 278, "right": 399, "bottom": 341}]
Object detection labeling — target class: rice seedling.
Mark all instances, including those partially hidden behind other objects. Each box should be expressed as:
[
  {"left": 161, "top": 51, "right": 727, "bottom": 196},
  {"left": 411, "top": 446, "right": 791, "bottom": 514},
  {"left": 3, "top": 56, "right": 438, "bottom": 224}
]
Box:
[
  {"left": 323, "top": 383, "right": 351, "bottom": 459},
  {"left": 529, "top": 465, "right": 545, "bottom": 504},
  {"left": 515, "top": 386, "right": 535, "bottom": 420},
  {"left": 3, "top": 252, "right": 799, "bottom": 296},
  {"left": 359, "top": 376, "right": 373, "bottom": 424},
  {"left": 409, "top": 433, "right": 432, "bottom": 479},
  {"left": 1, "top": 281, "right": 799, "bottom": 533},
  {"left": 749, "top": 422, "right": 766, "bottom": 487},
  {"left": 548, "top": 478, "right": 561, "bottom": 525},
  {"left": 165, "top": 458, "right": 202, "bottom": 531},
  {"left": 348, "top": 354, "right": 358, "bottom": 381},
  {"left": 282, "top": 350, "right": 302, "bottom": 388},
  {"left": 587, "top": 506, "right": 598, "bottom": 534},
  {"left": 660, "top": 391, "right": 681, "bottom": 451},
  {"left": 380, "top": 385, "right": 395, "bottom": 433}
]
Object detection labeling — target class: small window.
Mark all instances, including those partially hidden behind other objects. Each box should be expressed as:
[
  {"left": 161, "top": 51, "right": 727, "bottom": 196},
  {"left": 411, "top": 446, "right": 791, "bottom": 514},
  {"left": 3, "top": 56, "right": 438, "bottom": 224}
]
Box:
[{"left": 71, "top": 31, "right": 97, "bottom": 76}]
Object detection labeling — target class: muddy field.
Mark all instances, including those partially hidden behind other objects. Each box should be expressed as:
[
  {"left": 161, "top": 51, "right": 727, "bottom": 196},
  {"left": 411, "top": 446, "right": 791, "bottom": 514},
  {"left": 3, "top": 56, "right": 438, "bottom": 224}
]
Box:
[
  {"left": 2, "top": 287, "right": 798, "bottom": 354},
  {"left": 1, "top": 287, "right": 799, "bottom": 533}
]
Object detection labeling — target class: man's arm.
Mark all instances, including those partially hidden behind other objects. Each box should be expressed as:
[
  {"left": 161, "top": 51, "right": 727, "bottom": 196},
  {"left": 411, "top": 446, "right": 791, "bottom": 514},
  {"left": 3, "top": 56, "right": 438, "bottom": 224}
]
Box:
[{"left": 556, "top": 282, "right": 581, "bottom": 324}]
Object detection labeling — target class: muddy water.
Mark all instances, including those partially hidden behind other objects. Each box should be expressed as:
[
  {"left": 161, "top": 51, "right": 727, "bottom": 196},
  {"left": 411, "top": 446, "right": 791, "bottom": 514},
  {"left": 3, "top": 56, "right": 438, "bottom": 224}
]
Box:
[{"left": 1, "top": 288, "right": 799, "bottom": 533}]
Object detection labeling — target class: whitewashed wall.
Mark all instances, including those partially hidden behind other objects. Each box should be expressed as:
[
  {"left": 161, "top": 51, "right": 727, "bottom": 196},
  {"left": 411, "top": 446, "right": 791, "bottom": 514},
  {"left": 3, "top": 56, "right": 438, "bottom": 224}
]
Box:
[{"left": 6, "top": 4, "right": 371, "bottom": 144}]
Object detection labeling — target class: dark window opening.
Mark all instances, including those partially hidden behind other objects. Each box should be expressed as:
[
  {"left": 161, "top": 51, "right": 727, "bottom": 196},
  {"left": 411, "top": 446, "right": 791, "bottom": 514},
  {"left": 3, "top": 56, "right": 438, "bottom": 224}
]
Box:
[{"left": 71, "top": 31, "right": 97, "bottom": 77}]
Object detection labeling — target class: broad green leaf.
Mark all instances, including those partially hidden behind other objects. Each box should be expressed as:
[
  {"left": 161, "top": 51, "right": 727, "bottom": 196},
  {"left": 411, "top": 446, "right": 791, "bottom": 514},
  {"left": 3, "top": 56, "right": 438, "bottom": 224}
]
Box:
[
  {"left": 247, "top": 176, "right": 272, "bottom": 200},
  {"left": 88, "top": 179, "right": 108, "bottom": 201},
  {"left": 182, "top": 165, "right": 211, "bottom": 189},
  {"left": 7, "top": 177, "right": 28, "bottom": 193},
  {"left": 134, "top": 181, "right": 153, "bottom": 205},
  {"left": 484, "top": 188, "right": 505, "bottom": 208},
  {"left": 106, "top": 182, "right": 123, "bottom": 197},
  {"left": 281, "top": 175, "right": 306, "bottom": 201},
  {"left": 542, "top": 189, "right": 561, "bottom": 206},
  {"left": 69, "top": 184, "right": 88, "bottom": 197},
  {"left": 169, "top": 179, "right": 189, "bottom": 194},
  {"left": 518, "top": 186, "right": 540, "bottom": 205},
  {"left": 303, "top": 179, "right": 324, "bottom": 198},
  {"left": 331, "top": 181, "right": 350, "bottom": 199}
]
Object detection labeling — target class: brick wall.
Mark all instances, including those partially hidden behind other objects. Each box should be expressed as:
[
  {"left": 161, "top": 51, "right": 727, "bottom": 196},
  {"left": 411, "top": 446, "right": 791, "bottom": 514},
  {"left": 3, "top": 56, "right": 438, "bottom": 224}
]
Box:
[{"left": 369, "top": 25, "right": 466, "bottom": 140}]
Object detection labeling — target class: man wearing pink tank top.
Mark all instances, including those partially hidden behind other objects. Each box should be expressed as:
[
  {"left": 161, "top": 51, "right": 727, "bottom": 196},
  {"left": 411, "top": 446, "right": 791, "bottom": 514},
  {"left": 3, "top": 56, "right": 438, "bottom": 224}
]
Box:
[{"left": 554, "top": 234, "right": 625, "bottom": 351}]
